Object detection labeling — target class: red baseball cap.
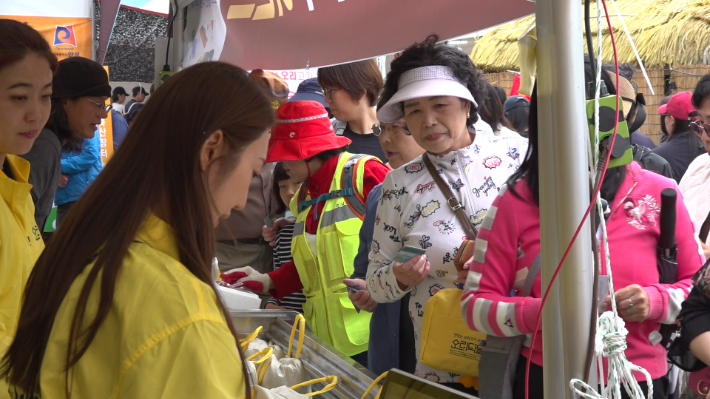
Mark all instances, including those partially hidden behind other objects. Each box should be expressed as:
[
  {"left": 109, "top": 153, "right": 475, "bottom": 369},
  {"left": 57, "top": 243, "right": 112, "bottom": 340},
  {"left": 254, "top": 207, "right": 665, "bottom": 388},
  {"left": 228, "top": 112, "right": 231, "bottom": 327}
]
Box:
[
  {"left": 658, "top": 91, "right": 696, "bottom": 121},
  {"left": 267, "top": 101, "right": 351, "bottom": 162}
]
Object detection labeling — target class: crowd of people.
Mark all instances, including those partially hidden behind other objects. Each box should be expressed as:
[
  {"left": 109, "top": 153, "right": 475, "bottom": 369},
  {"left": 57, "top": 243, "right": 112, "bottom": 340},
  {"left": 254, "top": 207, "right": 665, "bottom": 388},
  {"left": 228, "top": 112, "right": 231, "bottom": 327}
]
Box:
[{"left": 2, "top": 18, "right": 710, "bottom": 399}]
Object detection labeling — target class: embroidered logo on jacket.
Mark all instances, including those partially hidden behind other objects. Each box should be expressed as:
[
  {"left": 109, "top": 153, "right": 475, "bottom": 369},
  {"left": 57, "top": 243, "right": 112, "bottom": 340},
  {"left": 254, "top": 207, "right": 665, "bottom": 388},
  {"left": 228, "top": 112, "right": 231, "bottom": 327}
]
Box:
[
  {"left": 483, "top": 155, "right": 502, "bottom": 169},
  {"left": 429, "top": 283, "right": 445, "bottom": 296},
  {"left": 470, "top": 209, "right": 488, "bottom": 226},
  {"left": 404, "top": 162, "right": 425, "bottom": 174},
  {"left": 380, "top": 186, "right": 408, "bottom": 202},
  {"left": 433, "top": 220, "right": 455, "bottom": 234},
  {"left": 404, "top": 200, "right": 441, "bottom": 228},
  {"left": 624, "top": 195, "right": 660, "bottom": 230},
  {"left": 507, "top": 147, "right": 521, "bottom": 160},
  {"left": 424, "top": 372, "right": 440, "bottom": 382},
  {"left": 415, "top": 181, "right": 436, "bottom": 194},
  {"left": 449, "top": 178, "right": 464, "bottom": 192},
  {"left": 471, "top": 177, "right": 497, "bottom": 197},
  {"left": 419, "top": 235, "right": 433, "bottom": 249}
]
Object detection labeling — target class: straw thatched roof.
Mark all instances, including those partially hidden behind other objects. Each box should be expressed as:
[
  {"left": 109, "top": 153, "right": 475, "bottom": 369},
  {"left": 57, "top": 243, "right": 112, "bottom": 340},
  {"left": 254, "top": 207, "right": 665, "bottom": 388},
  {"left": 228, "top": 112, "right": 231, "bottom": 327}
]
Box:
[{"left": 471, "top": 0, "right": 710, "bottom": 72}]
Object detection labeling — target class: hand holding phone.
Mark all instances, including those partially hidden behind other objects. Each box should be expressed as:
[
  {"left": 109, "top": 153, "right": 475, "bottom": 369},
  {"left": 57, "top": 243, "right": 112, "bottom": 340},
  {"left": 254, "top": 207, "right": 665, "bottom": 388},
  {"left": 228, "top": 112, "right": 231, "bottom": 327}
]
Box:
[
  {"left": 392, "top": 246, "right": 427, "bottom": 263},
  {"left": 392, "top": 246, "right": 429, "bottom": 289},
  {"left": 343, "top": 278, "right": 377, "bottom": 312}
]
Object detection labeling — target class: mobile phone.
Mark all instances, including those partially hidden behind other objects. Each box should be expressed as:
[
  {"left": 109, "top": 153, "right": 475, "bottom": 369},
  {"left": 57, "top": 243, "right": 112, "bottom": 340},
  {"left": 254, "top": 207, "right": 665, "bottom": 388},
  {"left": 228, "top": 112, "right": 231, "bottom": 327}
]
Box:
[
  {"left": 392, "top": 246, "right": 427, "bottom": 263},
  {"left": 264, "top": 215, "right": 276, "bottom": 228},
  {"left": 347, "top": 285, "right": 364, "bottom": 293}
]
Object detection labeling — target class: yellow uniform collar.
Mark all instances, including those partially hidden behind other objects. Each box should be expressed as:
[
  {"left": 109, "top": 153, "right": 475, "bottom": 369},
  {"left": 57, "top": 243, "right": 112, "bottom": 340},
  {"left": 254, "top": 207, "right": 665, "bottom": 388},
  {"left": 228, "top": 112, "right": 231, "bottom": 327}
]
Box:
[{"left": 135, "top": 213, "right": 180, "bottom": 262}]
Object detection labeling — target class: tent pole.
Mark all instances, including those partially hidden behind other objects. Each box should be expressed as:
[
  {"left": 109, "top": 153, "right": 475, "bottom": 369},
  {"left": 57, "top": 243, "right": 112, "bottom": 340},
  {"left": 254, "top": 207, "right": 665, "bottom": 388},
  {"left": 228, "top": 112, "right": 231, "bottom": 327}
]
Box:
[{"left": 536, "top": 0, "right": 594, "bottom": 397}]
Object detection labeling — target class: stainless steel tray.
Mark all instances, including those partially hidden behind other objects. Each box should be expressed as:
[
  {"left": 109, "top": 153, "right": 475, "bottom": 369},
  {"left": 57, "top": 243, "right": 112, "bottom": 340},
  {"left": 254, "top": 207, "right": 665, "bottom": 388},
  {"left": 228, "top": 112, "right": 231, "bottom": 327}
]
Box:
[{"left": 231, "top": 310, "right": 377, "bottom": 399}]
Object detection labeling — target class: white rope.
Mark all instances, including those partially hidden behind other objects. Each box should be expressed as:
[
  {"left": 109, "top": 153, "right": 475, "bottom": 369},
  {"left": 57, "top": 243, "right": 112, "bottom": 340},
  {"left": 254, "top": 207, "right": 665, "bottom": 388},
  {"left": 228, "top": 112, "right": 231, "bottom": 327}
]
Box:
[
  {"left": 570, "top": 312, "right": 654, "bottom": 399},
  {"left": 608, "top": 0, "right": 655, "bottom": 95},
  {"left": 570, "top": 3, "right": 652, "bottom": 397}
]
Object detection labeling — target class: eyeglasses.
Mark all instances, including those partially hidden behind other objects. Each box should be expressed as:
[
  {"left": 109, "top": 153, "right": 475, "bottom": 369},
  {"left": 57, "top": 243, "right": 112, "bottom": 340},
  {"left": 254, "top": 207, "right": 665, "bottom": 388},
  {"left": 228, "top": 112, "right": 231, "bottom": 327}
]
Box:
[
  {"left": 690, "top": 120, "right": 710, "bottom": 138},
  {"left": 85, "top": 99, "right": 112, "bottom": 115},
  {"left": 321, "top": 88, "right": 341, "bottom": 100},
  {"left": 373, "top": 122, "right": 411, "bottom": 137}
]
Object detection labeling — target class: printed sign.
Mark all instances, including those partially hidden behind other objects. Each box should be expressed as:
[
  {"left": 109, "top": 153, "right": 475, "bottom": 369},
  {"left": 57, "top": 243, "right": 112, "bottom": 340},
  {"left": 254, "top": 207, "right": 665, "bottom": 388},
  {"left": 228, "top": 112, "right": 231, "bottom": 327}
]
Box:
[{"left": 1, "top": 16, "right": 92, "bottom": 61}]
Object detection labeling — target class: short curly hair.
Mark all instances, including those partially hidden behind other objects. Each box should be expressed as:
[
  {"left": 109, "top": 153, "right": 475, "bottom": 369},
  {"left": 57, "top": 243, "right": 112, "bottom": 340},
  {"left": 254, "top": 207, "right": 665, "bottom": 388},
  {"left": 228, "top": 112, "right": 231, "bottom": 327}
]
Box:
[{"left": 377, "top": 35, "right": 485, "bottom": 128}]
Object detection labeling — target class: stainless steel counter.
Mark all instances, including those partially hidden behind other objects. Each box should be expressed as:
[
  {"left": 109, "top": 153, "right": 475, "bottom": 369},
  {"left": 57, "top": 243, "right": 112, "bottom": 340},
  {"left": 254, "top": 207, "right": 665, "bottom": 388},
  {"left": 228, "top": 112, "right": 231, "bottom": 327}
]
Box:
[{"left": 231, "top": 310, "right": 377, "bottom": 399}]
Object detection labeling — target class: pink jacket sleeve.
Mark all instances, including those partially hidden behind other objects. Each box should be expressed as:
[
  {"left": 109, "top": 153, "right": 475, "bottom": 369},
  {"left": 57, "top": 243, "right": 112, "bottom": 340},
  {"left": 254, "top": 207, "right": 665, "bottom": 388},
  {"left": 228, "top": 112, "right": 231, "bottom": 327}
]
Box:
[
  {"left": 461, "top": 184, "right": 542, "bottom": 337},
  {"left": 643, "top": 187, "right": 705, "bottom": 324}
]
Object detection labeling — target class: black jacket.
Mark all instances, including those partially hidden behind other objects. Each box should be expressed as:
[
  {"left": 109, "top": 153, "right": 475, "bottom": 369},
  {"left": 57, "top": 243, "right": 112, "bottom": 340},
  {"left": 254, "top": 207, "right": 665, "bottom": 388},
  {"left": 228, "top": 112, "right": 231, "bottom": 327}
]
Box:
[{"left": 633, "top": 144, "right": 674, "bottom": 180}]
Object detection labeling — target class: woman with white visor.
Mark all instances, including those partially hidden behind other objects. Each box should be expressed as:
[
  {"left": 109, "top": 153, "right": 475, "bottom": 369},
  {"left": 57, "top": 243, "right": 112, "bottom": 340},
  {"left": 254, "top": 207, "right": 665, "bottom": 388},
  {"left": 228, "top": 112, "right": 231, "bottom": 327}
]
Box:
[{"left": 365, "top": 36, "right": 528, "bottom": 393}]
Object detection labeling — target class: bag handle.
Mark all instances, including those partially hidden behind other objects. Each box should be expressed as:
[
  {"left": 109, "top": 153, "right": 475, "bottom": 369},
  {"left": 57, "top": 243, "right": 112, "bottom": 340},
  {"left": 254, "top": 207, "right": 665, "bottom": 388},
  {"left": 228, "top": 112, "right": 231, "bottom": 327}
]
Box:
[
  {"left": 240, "top": 326, "right": 263, "bottom": 351},
  {"left": 246, "top": 346, "right": 274, "bottom": 365},
  {"left": 290, "top": 375, "right": 339, "bottom": 397},
  {"left": 523, "top": 254, "right": 542, "bottom": 296},
  {"left": 360, "top": 371, "right": 388, "bottom": 399},
  {"left": 257, "top": 357, "right": 271, "bottom": 385},
  {"left": 288, "top": 314, "right": 306, "bottom": 359},
  {"left": 423, "top": 154, "right": 478, "bottom": 240}
]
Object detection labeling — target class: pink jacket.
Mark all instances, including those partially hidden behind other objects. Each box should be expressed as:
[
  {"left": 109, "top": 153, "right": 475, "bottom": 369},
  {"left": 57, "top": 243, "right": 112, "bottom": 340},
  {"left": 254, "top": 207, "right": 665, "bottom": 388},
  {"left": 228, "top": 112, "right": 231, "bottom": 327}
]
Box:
[{"left": 461, "top": 162, "right": 705, "bottom": 380}]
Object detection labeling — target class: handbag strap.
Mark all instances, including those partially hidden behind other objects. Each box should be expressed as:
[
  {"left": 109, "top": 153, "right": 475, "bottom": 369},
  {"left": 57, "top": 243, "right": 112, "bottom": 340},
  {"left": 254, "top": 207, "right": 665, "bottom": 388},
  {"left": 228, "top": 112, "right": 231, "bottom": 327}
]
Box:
[
  {"left": 523, "top": 254, "right": 542, "bottom": 296},
  {"left": 422, "top": 154, "right": 478, "bottom": 240},
  {"left": 699, "top": 210, "right": 710, "bottom": 243}
]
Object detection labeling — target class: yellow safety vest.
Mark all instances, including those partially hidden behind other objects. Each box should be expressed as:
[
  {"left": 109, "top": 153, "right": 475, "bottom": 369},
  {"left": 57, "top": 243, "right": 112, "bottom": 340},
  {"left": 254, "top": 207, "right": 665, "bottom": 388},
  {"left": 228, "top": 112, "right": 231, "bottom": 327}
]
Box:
[{"left": 290, "top": 152, "right": 375, "bottom": 356}]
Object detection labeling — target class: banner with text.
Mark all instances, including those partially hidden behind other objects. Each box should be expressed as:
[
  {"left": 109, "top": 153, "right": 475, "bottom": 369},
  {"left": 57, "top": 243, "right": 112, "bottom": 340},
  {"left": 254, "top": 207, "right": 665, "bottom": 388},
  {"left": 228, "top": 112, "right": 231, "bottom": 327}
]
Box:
[{"left": 2, "top": 15, "right": 92, "bottom": 61}]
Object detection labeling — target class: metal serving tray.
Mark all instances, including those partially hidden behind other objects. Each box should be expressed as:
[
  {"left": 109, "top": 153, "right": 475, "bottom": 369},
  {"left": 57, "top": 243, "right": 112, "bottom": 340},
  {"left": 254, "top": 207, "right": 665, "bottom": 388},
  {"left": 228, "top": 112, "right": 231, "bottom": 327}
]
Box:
[{"left": 231, "top": 310, "right": 377, "bottom": 399}]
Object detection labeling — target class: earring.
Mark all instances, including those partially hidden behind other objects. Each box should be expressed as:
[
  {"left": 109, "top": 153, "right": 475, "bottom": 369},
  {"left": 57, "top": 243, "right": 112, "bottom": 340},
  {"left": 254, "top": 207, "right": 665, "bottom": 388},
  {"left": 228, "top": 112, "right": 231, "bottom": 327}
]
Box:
[{"left": 467, "top": 112, "right": 470, "bottom": 118}]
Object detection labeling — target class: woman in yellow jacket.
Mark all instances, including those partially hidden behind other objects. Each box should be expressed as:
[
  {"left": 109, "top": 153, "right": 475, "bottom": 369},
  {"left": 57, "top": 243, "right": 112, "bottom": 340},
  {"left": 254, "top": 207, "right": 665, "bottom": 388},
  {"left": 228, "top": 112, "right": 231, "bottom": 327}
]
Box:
[
  {"left": 0, "top": 62, "right": 275, "bottom": 399},
  {"left": 0, "top": 20, "right": 57, "bottom": 399}
]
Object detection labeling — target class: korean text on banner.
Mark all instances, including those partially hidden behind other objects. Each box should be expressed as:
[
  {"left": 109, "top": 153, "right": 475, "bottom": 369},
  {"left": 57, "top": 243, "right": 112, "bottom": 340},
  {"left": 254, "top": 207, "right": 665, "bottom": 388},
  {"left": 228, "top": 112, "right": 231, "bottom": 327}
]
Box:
[
  {"left": 0, "top": 16, "right": 92, "bottom": 61},
  {"left": 99, "top": 66, "right": 114, "bottom": 166}
]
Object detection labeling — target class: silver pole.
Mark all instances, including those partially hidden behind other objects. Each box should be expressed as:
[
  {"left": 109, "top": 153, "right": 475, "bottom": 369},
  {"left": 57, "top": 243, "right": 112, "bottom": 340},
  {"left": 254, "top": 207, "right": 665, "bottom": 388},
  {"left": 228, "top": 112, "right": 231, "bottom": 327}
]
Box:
[{"left": 536, "top": 0, "right": 594, "bottom": 397}]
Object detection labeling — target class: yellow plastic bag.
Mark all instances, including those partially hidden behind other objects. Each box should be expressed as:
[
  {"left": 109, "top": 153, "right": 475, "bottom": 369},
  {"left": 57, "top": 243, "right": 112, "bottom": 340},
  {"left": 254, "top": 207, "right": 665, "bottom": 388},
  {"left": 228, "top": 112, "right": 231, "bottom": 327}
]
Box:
[
  {"left": 419, "top": 288, "right": 486, "bottom": 376},
  {"left": 261, "top": 314, "right": 310, "bottom": 393}
]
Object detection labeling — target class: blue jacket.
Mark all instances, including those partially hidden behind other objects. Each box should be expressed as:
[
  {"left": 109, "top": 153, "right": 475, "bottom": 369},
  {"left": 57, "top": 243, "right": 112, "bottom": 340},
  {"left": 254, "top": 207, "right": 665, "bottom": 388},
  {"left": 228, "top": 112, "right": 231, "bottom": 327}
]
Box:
[
  {"left": 55, "top": 132, "right": 102, "bottom": 205},
  {"left": 351, "top": 183, "right": 411, "bottom": 375},
  {"left": 111, "top": 110, "right": 129, "bottom": 150}
]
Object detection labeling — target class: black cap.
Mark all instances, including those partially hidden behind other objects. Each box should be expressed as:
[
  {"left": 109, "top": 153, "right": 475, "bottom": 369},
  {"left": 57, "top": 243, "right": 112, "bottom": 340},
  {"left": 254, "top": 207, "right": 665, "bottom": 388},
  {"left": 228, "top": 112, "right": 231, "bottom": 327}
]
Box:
[
  {"left": 52, "top": 57, "right": 111, "bottom": 99},
  {"left": 112, "top": 86, "right": 127, "bottom": 96},
  {"left": 503, "top": 95, "right": 530, "bottom": 113},
  {"left": 132, "top": 86, "right": 148, "bottom": 96}
]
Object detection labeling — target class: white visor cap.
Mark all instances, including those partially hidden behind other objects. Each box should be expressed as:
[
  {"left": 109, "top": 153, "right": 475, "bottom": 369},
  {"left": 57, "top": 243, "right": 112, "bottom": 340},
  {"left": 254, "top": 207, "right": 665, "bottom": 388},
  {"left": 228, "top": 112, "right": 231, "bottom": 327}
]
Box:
[{"left": 377, "top": 65, "right": 478, "bottom": 123}]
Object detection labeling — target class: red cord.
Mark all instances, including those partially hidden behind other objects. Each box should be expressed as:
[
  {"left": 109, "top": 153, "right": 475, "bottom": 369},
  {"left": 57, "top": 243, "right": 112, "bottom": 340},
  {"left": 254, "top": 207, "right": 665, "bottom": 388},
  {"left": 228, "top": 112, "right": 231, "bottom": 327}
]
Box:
[{"left": 524, "top": 0, "right": 620, "bottom": 397}]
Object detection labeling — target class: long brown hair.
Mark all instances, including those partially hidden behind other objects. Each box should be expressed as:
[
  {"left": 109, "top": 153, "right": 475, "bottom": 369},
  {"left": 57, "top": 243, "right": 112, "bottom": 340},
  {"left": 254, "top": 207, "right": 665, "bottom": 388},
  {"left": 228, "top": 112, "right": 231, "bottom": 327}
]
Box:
[
  {"left": 0, "top": 62, "right": 274, "bottom": 397},
  {"left": 0, "top": 19, "right": 58, "bottom": 73}
]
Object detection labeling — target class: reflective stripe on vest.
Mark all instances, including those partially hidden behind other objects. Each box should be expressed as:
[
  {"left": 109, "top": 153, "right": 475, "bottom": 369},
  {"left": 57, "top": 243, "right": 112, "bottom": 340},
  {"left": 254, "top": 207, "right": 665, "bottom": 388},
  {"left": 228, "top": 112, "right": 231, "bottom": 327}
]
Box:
[{"left": 289, "top": 152, "right": 374, "bottom": 356}]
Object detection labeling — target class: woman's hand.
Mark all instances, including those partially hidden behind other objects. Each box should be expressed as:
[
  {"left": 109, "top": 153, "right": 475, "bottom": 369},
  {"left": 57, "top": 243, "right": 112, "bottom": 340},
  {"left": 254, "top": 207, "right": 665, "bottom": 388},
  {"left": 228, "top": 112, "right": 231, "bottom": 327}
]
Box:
[
  {"left": 58, "top": 173, "right": 69, "bottom": 188},
  {"left": 262, "top": 218, "right": 290, "bottom": 246},
  {"left": 392, "top": 255, "right": 430, "bottom": 290},
  {"left": 456, "top": 257, "right": 475, "bottom": 284},
  {"left": 602, "top": 284, "right": 650, "bottom": 322},
  {"left": 343, "top": 278, "right": 377, "bottom": 312}
]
